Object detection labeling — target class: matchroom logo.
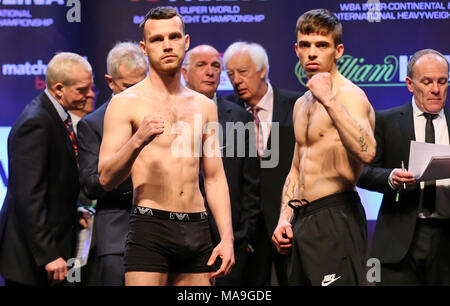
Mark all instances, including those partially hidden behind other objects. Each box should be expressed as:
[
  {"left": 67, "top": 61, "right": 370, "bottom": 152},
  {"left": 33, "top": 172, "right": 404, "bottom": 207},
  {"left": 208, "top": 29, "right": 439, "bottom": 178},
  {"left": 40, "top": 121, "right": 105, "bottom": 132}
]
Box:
[
  {"left": 295, "top": 54, "right": 450, "bottom": 88},
  {"left": 2, "top": 60, "right": 47, "bottom": 76}
]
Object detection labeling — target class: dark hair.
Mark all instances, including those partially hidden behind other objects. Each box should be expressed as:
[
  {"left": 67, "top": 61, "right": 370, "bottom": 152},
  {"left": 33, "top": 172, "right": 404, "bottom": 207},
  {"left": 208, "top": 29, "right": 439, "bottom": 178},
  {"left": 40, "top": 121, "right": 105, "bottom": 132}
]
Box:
[
  {"left": 296, "top": 8, "right": 342, "bottom": 46},
  {"left": 407, "top": 49, "right": 449, "bottom": 78},
  {"left": 139, "top": 6, "right": 185, "bottom": 39}
]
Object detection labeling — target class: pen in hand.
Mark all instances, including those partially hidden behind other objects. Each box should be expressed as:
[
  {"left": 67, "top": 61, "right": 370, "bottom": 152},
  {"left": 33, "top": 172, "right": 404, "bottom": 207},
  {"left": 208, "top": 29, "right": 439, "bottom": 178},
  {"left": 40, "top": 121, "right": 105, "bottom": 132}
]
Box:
[{"left": 401, "top": 161, "right": 406, "bottom": 190}]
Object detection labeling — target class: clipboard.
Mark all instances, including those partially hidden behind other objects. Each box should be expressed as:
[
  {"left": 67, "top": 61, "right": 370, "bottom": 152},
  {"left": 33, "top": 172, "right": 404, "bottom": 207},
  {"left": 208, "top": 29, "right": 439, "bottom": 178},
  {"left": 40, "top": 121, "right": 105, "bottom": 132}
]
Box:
[
  {"left": 408, "top": 141, "right": 450, "bottom": 181},
  {"left": 418, "top": 155, "right": 450, "bottom": 181}
]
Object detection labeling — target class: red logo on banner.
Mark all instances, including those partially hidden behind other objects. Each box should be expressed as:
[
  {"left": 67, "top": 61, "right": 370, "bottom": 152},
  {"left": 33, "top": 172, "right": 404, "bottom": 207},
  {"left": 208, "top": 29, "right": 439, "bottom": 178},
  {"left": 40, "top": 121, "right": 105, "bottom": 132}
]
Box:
[{"left": 35, "top": 76, "right": 46, "bottom": 90}]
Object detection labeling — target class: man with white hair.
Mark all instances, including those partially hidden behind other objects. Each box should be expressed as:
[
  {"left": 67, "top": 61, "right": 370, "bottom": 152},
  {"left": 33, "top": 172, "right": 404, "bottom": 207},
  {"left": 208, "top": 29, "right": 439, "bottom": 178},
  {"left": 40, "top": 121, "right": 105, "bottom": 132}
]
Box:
[
  {"left": 77, "top": 42, "right": 148, "bottom": 286},
  {"left": 182, "top": 44, "right": 260, "bottom": 286},
  {"left": 0, "top": 52, "right": 93, "bottom": 286},
  {"left": 224, "top": 41, "right": 302, "bottom": 285}
]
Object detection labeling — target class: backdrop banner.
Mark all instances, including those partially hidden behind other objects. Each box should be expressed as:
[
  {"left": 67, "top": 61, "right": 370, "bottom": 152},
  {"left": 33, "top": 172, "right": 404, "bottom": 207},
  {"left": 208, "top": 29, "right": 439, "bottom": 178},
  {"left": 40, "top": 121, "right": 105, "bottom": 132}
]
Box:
[{"left": 1, "top": 0, "right": 449, "bottom": 218}]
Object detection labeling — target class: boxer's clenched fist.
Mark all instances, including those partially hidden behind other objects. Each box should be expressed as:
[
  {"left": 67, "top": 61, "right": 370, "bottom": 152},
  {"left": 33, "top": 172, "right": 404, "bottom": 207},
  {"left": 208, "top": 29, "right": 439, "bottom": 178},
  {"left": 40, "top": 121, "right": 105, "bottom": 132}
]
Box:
[
  {"left": 306, "top": 72, "right": 335, "bottom": 106},
  {"left": 135, "top": 115, "right": 165, "bottom": 146}
]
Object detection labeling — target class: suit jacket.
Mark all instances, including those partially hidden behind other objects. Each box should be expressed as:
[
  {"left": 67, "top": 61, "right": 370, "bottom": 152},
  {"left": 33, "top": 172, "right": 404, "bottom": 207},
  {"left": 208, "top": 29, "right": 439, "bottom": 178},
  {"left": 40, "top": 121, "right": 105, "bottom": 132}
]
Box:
[
  {"left": 227, "top": 86, "right": 301, "bottom": 238},
  {"left": 202, "top": 96, "right": 260, "bottom": 250},
  {"left": 77, "top": 101, "right": 133, "bottom": 256},
  {"left": 0, "top": 93, "right": 79, "bottom": 285},
  {"left": 358, "top": 102, "right": 450, "bottom": 264}
]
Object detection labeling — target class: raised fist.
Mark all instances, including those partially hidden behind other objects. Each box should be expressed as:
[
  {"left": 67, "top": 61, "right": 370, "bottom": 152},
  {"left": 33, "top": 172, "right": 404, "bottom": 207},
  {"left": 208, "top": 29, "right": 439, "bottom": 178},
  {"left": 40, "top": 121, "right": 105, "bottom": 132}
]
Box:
[{"left": 306, "top": 72, "right": 334, "bottom": 105}]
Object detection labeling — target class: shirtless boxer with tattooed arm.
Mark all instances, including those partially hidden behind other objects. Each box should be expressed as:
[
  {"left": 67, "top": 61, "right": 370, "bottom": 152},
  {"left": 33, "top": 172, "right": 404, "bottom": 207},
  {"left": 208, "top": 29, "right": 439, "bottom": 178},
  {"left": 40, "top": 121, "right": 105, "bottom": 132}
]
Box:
[{"left": 272, "top": 8, "right": 376, "bottom": 286}]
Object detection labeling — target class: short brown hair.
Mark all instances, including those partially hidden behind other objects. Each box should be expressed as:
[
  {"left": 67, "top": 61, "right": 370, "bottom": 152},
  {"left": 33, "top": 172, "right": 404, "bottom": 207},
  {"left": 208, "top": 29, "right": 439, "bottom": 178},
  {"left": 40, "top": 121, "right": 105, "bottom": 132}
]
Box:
[
  {"left": 139, "top": 6, "right": 185, "bottom": 40},
  {"left": 296, "top": 9, "right": 342, "bottom": 47}
]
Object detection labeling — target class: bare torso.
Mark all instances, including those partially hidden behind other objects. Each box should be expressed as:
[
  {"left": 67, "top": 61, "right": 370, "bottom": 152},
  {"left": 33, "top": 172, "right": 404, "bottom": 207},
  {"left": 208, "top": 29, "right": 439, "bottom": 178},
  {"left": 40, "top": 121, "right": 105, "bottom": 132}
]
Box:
[
  {"left": 118, "top": 81, "right": 210, "bottom": 212},
  {"left": 294, "top": 77, "right": 366, "bottom": 202}
]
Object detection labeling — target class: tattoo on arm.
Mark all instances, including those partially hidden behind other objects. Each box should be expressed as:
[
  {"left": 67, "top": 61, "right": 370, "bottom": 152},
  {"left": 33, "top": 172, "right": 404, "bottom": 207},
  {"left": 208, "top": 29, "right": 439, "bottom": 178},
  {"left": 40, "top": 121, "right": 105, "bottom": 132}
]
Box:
[
  {"left": 284, "top": 177, "right": 299, "bottom": 199},
  {"left": 357, "top": 123, "right": 369, "bottom": 153},
  {"left": 281, "top": 177, "right": 299, "bottom": 214}
]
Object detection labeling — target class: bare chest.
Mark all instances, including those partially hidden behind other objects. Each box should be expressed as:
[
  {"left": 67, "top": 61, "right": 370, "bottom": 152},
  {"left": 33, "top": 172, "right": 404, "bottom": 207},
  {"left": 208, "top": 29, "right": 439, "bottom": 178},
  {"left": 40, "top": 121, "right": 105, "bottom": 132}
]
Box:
[
  {"left": 133, "top": 100, "right": 206, "bottom": 147},
  {"left": 295, "top": 98, "right": 337, "bottom": 146}
]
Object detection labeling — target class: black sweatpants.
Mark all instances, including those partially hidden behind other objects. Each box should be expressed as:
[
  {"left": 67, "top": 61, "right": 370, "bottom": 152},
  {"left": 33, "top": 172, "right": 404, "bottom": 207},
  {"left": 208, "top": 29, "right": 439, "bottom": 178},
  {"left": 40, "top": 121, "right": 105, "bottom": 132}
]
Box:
[{"left": 288, "top": 191, "right": 368, "bottom": 286}]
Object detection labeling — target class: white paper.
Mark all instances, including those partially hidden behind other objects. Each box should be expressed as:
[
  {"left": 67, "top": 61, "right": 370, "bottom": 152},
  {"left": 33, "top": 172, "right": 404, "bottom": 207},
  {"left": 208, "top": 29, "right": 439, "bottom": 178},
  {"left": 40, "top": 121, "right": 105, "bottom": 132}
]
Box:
[
  {"left": 408, "top": 141, "right": 450, "bottom": 181},
  {"left": 74, "top": 213, "right": 94, "bottom": 267}
]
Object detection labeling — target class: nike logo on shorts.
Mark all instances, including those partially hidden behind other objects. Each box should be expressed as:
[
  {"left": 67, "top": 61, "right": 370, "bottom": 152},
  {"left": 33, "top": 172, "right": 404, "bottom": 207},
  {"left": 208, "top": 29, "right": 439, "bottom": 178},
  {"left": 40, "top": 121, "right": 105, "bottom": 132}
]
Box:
[{"left": 321, "top": 274, "right": 342, "bottom": 286}]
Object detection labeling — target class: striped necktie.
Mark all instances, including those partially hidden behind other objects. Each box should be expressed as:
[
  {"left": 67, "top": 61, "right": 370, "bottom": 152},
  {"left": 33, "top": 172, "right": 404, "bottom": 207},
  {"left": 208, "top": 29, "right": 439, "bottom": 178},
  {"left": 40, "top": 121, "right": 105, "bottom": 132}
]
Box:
[{"left": 63, "top": 113, "right": 78, "bottom": 158}]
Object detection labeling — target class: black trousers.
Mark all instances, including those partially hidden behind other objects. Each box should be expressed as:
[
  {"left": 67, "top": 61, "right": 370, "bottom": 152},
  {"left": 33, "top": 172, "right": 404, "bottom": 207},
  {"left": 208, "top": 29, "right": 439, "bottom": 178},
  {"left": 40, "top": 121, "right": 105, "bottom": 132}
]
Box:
[
  {"left": 98, "top": 254, "right": 125, "bottom": 286},
  {"left": 241, "top": 214, "right": 289, "bottom": 286},
  {"left": 379, "top": 218, "right": 450, "bottom": 286},
  {"left": 214, "top": 246, "right": 249, "bottom": 286},
  {"left": 288, "top": 192, "right": 368, "bottom": 286}
]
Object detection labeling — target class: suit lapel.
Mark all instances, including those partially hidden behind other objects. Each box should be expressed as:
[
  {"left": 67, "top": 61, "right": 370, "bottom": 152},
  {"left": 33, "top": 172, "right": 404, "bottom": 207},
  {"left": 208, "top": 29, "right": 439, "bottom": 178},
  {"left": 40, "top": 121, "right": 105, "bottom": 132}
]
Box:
[
  {"left": 273, "top": 86, "right": 294, "bottom": 124},
  {"left": 444, "top": 106, "right": 450, "bottom": 137},
  {"left": 398, "top": 103, "right": 450, "bottom": 141},
  {"left": 396, "top": 102, "right": 415, "bottom": 168},
  {"left": 40, "top": 93, "right": 77, "bottom": 161},
  {"left": 264, "top": 86, "right": 290, "bottom": 155},
  {"left": 398, "top": 102, "right": 416, "bottom": 143},
  {"left": 217, "top": 96, "right": 232, "bottom": 126},
  {"left": 271, "top": 87, "right": 281, "bottom": 123},
  {"left": 216, "top": 96, "right": 233, "bottom": 148}
]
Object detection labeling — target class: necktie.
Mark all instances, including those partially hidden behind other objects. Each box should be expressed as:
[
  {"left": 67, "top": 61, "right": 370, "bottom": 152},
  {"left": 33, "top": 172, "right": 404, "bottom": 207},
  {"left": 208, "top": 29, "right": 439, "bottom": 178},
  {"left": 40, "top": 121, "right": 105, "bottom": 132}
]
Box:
[
  {"left": 63, "top": 113, "right": 78, "bottom": 158},
  {"left": 422, "top": 112, "right": 438, "bottom": 215},
  {"left": 251, "top": 106, "right": 263, "bottom": 159}
]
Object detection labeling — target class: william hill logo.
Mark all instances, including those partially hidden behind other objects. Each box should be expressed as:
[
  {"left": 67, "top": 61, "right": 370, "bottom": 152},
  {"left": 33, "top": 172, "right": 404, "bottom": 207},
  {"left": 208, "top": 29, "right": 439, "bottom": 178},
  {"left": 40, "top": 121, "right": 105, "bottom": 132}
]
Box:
[{"left": 295, "top": 55, "right": 402, "bottom": 87}]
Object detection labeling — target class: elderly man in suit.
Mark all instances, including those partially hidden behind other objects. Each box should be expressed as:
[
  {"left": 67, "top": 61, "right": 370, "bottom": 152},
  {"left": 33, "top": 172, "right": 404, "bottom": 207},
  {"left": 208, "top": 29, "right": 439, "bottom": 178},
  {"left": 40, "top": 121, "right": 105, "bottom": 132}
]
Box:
[
  {"left": 77, "top": 42, "right": 148, "bottom": 286},
  {"left": 223, "top": 41, "right": 301, "bottom": 285},
  {"left": 358, "top": 49, "right": 450, "bottom": 285},
  {"left": 0, "top": 52, "right": 93, "bottom": 286},
  {"left": 182, "top": 44, "right": 260, "bottom": 286}
]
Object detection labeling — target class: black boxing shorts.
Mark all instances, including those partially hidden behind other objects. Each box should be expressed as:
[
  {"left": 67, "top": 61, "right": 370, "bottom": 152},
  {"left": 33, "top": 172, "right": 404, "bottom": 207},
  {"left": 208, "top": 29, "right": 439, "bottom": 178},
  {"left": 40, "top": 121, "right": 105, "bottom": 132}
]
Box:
[{"left": 124, "top": 206, "right": 214, "bottom": 274}]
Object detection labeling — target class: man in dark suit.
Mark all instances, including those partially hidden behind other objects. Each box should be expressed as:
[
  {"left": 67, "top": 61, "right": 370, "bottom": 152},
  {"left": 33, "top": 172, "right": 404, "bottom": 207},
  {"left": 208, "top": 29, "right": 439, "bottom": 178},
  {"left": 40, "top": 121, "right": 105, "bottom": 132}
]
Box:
[
  {"left": 182, "top": 45, "right": 260, "bottom": 286},
  {"left": 358, "top": 49, "right": 450, "bottom": 285},
  {"left": 0, "top": 52, "right": 94, "bottom": 286},
  {"left": 223, "top": 41, "right": 301, "bottom": 285},
  {"left": 77, "top": 42, "right": 148, "bottom": 286}
]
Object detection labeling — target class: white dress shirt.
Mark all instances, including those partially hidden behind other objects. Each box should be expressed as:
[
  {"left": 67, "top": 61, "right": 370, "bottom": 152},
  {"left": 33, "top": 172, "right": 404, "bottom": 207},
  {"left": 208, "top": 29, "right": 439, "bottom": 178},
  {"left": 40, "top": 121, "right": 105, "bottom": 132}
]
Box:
[
  {"left": 45, "top": 88, "right": 69, "bottom": 122},
  {"left": 411, "top": 98, "right": 450, "bottom": 219},
  {"left": 245, "top": 83, "right": 274, "bottom": 155}
]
